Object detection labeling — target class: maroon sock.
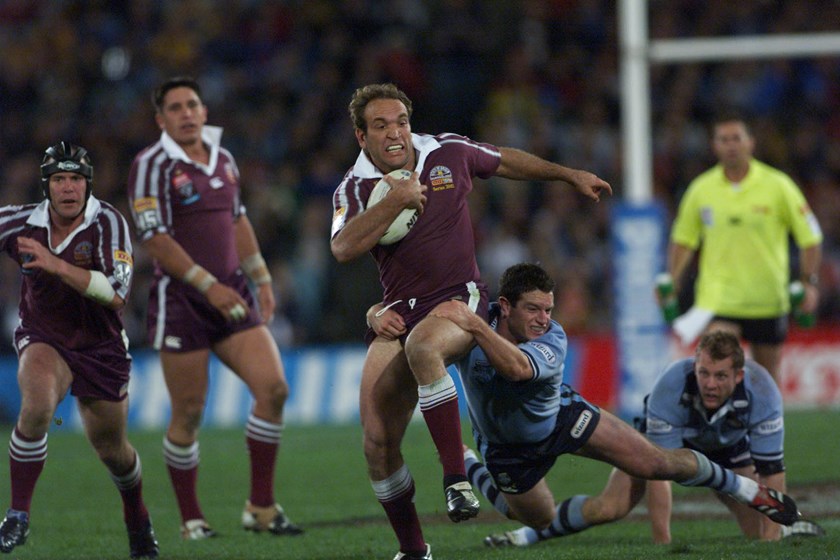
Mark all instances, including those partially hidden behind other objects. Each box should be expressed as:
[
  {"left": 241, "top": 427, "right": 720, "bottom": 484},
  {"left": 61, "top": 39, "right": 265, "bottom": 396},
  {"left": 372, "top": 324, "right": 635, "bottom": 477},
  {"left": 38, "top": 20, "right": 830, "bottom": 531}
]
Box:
[
  {"left": 245, "top": 414, "right": 281, "bottom": 507},
  {"left": 111, "top": 453, "right": 150, "bottom": 530},
  {"left": 8, "top": 427, "right": 47, "bottom": 513},
  {"left": 420, "top": 398, "right": 466, "bottom": 479},
  {"left": 163, "top": 438, "right": 204, "bottom": 522},
  {"left": 247, "top": 438, "right": 278, "bottom": 506},
  {"left": 379, "top": 478, "right": 425, "bottom": 553}
]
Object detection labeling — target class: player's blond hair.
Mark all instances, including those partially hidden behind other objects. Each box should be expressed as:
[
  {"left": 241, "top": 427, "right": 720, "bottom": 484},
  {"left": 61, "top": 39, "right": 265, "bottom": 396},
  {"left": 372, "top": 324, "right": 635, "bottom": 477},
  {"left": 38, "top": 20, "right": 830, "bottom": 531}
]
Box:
[{"left": 696, "top": 330, "right": 745, "bottom": 370}]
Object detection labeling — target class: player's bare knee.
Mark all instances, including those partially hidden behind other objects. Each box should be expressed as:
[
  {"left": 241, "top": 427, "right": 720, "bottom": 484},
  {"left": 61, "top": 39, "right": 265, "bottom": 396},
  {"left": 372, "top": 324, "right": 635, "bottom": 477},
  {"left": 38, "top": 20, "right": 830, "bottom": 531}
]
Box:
[
  {"left": 262, "top": 377, "right": 289, "bottom": 410},
  {"left": 249, "top": 381, "right": 288, "bottom": 419},
  {"left": 90, "top": 437, "right": 128, "bottom": 467},
  {"left": 174, "top": 401, "right": 205, "bottom": 433},
  {"left": 17, "top": 407, "right": 54, "bottom": 436},
  {"left": 403, "top": 337, "right": 436, "bottom": 372}
]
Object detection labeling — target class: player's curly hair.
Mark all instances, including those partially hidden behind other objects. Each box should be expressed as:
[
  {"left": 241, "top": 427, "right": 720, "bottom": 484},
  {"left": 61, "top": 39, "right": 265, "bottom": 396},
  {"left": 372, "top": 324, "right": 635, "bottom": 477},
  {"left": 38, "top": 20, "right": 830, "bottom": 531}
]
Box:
[
  {"left": 696, "top": 330, "right": 745, "bottom": 370},
  {"left": 348, "top": 83, "right": 413, "bottom": 131},
  {"left": 498, "top": 263, "right": 555, "bottom": 306}
]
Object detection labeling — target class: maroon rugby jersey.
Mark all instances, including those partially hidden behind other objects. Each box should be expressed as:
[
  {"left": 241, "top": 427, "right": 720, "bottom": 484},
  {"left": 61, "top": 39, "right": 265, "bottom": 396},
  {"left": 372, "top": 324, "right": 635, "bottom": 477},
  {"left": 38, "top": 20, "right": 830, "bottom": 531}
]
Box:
[
  {"left": 127, "top": 126, "right": 244, "bottom": 281},
  {"left": 332, "top": 133, "right": 501, "bottom": 303},
  {"left": 0, "top": 198, "right": 133, "bottom": 350}
]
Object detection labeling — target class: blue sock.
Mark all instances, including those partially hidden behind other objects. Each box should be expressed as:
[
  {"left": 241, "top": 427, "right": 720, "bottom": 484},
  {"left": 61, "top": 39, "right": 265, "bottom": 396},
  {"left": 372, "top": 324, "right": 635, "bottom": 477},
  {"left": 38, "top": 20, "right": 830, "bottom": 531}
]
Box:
[
  {"left": 464, "top": 450, "right": 509, "bottom": 518},
  {"left": 678, "top": 450, "right": 740, "bottom": 495}
]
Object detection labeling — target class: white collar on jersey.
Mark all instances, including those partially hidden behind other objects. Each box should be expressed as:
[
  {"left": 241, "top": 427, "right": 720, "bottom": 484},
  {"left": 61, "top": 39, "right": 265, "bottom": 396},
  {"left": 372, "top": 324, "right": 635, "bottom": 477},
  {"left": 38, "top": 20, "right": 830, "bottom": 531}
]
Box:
[
  {"left": 27, "top": 196, "right": 103, "bottom": 254},
  {"left": 352, "top": 132, "right": 441, "bottom": 178},
  {"left": 159, "top": 125, "right": 223, "bottom": 175}
]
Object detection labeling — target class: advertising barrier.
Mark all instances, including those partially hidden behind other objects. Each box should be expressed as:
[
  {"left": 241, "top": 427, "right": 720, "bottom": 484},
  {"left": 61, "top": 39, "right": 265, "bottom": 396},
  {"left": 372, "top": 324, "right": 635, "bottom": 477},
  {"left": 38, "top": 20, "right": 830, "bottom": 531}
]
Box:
[{"left": 0, "top": 328, "right": 836, "bottom": 430}]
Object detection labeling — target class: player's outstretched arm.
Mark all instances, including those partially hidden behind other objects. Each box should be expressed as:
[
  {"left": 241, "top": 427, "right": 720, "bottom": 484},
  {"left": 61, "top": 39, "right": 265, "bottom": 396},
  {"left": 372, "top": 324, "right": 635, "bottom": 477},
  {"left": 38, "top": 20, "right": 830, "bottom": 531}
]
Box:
[{"left": 494, "top": 147, "right": 612, "bottom": 202}]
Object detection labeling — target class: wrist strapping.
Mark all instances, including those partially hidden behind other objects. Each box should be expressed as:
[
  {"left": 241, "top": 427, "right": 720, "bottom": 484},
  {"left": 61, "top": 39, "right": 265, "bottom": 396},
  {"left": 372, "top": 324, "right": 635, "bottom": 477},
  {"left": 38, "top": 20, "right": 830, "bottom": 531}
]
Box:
[
  {"left": 241, "top": 253, "right": 272, "bottom": 285},
  {"left": 183, "top": 264, "right": 218, "bottom": 293},
  {"left": 85, "top": 271, "right": 116, "bottom": 304}
]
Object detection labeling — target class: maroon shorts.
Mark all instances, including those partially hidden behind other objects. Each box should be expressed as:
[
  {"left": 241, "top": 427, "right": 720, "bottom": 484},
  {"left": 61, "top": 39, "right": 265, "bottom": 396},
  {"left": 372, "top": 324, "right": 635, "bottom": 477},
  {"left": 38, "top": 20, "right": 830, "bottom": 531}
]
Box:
[
  {"left": 14, "top": 329, "right": 131, "bottom": 402},
  {"left": 147, "top": 270, "right": 261, "bottom": 352},
  {"left": 365, "top": 281, "right": 489, "bottom": 346}
]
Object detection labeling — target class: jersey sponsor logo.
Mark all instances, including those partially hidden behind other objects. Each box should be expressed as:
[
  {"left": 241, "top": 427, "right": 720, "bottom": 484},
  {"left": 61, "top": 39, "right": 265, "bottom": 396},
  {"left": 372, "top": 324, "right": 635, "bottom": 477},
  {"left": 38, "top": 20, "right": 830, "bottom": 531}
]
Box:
[
  {"left": 701, "top": 206, "right": 713, "bottom": 226},
  {"left": 164, "top": 335, "right": 182, "bottom": 349},
  {"left": 16, "top": 336, "right": 30, "bottom": 351},
  {"left": 645, "top": 417, "right": 673, "bottom": 434},
  {"left": 173, "top": 171, "right": 190, "bottom": 187},
  {"left": 132, "top": 197, "right": 158, "bottom": 212},
  {"left": 756, "top": 416, "right": 783, "bottom": 435},
  {"left": 429, "top": 165, "right": 454, "bottom": 191},
  {"left": 114, "top": 250, "right": 132, "bottom": 265},
  {"left": 173, "top": 170, "right": 199, "bottom": 205},
  {"left": 751, "top": 204, "right": 770, "bottom": 215},
  {"left": 209, "top": 177, "right": 225, "bottom": 189},
  {"left": 74, "top": 241, "right": 93, "bottom": 267},
  {"left": 528, "top": 342, "right": 556, "bottom": 364},
  {"left": 570, "top": 409, "right": 593, "bottom": 439}
]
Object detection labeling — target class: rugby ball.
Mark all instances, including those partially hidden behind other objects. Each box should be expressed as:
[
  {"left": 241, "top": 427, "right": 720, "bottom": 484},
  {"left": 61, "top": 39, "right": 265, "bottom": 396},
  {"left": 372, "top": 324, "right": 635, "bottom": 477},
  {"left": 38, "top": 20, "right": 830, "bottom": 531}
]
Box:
[{"left": 367, "top": 169, "right": 418, "bottom": 245}]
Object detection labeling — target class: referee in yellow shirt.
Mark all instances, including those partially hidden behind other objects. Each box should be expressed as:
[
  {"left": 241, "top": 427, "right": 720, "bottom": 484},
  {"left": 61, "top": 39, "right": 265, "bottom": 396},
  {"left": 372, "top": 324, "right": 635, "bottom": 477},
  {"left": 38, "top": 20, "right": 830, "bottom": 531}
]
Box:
[{"left": 666, "top": 114, "right": 823, "bottom": 385}]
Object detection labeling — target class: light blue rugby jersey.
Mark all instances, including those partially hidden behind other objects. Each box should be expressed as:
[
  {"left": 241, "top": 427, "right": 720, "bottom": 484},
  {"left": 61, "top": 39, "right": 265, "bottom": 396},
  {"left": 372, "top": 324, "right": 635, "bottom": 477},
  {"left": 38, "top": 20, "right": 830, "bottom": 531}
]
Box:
[
  {"left": 456, "top": 304, "right": 567, "bottom": 445},
  {"left": 645, "top": 358, "right": 784, "bottom": 464}
]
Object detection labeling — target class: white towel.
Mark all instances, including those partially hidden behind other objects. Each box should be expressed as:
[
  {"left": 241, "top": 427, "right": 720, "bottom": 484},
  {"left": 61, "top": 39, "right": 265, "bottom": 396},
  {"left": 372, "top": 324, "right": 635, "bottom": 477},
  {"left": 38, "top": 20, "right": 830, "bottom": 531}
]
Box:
[{"left": 672, "top": 306, "right": 715, "bottom": 346}]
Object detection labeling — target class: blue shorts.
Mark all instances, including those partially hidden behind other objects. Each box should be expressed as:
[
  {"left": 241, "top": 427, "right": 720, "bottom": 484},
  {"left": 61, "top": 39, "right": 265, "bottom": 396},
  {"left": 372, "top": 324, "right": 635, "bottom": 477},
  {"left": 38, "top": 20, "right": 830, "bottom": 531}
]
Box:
[
  {"left": 364, "top": 282, "right": 488, "bottom": 346},
  {"left": 147, "top": 270, "right": 261, "bottom": 352},
  {"left": 14, "top": 330, "right": 131, "bottom": 402},
  {"left": 478, "top": 385, "right": 600, "bottom": 494}
]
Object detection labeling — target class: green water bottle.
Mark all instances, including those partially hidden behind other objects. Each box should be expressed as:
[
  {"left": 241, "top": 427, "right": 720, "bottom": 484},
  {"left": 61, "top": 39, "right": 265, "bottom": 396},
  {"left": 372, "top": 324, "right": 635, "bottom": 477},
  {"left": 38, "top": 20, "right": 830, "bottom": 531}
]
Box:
[
  {"left": 789, "top": 281, "right": 815, "bottom": 328},
  {"left": 655, "top": 273, "right": 680, "bottom": 324}
]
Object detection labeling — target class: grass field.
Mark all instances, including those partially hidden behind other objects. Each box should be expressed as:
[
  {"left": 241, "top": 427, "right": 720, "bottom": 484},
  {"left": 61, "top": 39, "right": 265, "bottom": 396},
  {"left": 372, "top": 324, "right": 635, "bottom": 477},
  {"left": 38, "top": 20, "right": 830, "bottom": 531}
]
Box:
[{"left": 0, "top": 409, "right": 838, "bottom": 559}]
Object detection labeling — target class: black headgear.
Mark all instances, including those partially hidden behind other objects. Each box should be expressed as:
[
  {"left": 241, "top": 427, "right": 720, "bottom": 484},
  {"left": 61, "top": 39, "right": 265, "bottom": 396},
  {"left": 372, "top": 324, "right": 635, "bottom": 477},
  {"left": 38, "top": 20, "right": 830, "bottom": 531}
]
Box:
[{"left": 40, "top": 141, "right": 94, "bottom": 200}]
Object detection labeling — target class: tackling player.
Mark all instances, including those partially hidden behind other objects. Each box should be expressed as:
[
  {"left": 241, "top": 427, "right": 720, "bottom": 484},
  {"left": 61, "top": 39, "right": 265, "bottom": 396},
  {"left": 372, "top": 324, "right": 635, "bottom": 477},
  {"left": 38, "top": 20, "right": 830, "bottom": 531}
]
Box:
[
  {"left": 480, "top": 330, "right": 823, "bottom": 546},
  {"left": 370, "top": 265, "right": 805, "bottom": 554}
]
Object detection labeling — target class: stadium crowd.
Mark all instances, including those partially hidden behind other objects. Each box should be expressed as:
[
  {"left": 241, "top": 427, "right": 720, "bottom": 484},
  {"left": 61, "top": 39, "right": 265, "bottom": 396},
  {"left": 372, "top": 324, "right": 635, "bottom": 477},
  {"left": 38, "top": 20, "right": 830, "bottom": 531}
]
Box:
[{"left": 1, "top": 0, "right": 839, "bottom": 351}]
